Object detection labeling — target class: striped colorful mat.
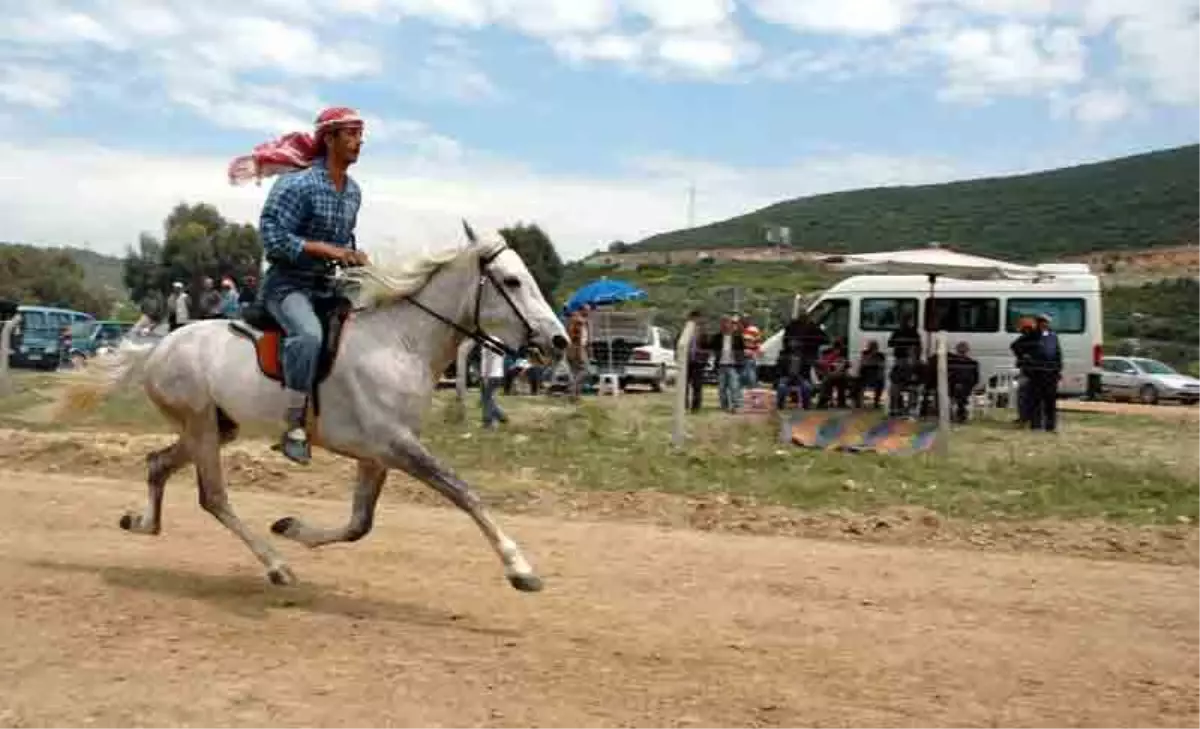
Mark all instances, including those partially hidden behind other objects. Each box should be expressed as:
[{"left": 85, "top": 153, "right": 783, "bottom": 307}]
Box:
[{"left": 779, "top": 411, "right": 940, "bottom": 455}]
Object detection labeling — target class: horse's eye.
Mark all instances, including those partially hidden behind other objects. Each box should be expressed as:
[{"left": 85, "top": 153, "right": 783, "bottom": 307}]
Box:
[{"left": 502, "top": 276, "right": 521, "bottom": 289}]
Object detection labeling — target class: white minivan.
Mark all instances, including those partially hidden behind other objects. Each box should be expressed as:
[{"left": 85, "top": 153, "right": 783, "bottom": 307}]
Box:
[{"left": 756, "top": 264, "right": 1104, "bottom": 397}]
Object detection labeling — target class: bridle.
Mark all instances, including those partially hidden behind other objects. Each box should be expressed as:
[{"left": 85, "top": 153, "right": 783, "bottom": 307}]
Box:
[{"left": 394, "top": 244, "right": 538, "bottom": 360}]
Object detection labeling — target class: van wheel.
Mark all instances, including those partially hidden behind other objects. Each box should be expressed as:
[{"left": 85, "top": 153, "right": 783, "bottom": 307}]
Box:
[
  {"left": 651, "top": 365, "right": 665, "bottom": 392},
  {"left": 1139, "top": 384, "right": 1159, "bottom": 405},
  {"left": 70, "top": 352, "right": 87, "bottom": 369}
]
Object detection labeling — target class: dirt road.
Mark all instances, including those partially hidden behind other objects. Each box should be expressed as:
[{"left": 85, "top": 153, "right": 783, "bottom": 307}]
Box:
[{"left": 0, "top": 470, "right": 1195, "bottom": 727}]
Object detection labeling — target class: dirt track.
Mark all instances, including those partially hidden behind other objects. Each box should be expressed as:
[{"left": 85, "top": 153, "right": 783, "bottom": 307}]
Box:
[{"left": 0, "top": 470, "right": 1196, "bottom": 727}]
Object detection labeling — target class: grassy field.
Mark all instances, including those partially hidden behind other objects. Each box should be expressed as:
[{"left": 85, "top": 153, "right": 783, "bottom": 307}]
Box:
[{"left": 1, "top": 370, "right": 1196, "bottom": 527}]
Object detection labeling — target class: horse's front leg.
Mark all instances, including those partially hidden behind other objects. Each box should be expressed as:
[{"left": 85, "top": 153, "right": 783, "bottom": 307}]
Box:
[
  {"left": 385, "top": 428, "right": 542, "bottom": 592},
  {"left": 271, "top": 460, "right": 387, "bottom": 548}
]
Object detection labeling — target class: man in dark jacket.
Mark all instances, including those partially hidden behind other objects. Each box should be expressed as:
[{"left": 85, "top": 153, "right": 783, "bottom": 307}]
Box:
[
  {"left": 775, "top": 312, "right": 825, "bottom": 409},
  {"left": 887, "top": 314, "right": 922, "bottom": 415},
  {"left": 1026, "top": 313, "right": 1063, "bottom": 432},
  {"left": 709, "top": 315, "right": 746, "bottom": 412}
]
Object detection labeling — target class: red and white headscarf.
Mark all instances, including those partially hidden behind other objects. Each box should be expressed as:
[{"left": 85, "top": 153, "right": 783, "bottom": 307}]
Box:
[{"left": 228, "top": 106, "right": 364, "bottom": 186}]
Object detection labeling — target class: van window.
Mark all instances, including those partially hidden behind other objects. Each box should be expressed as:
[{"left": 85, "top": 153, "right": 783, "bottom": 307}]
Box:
[
  {"left": 924, "top": 297, "right": 1000, "bottom": 332},
  {"left": 1005, "top": 298, "right": 1085, "bottom": 334},
  {"left": 860, "top": 297, "right": 919, "bottom": 332},
  {"left": 20, "top": 311, "right": 47, "bottom": 330},
  {"left": 810, "top": 298, "right": 850, "bottom": 342}
]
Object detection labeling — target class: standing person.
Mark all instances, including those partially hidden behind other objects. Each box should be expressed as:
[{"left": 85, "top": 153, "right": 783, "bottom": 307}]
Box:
[
  {"left": 219, "top": 277, "right": 241, "bottom": 318},
  {"left": 480, "top": 345, "right": 508, "bottom": 428},
  {"left": 228, "top": 106, "right": 371, "bottom": 464},
  {"left": 167, "top": 282, "right": 190, "bottom": 332},
  {"left": 239, "top": 274, "right": 259, "bottom": 316},
  {"left": 1009, "top": 317, "right": 1040, "bottom": 425},
  {"left": 740, "top": 315, "right": 762, "bottom": 388},
  {"left": 1027, "top": 313, "right": 1062, "bottom": 432},
  {"left": 711, "top": 315, "right": 746, "bottom": 412},
  {"left": 887, "top": 314, "right": 922, "bottom": 415},
  {"left": 565, "top": 305, "right": 591, "bottom": 402},
  {"left": 199, "top": 277, "right": 223, "bottom": 319}
]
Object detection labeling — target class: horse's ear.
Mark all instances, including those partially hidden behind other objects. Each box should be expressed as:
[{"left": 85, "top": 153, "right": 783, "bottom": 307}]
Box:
[{"left": 461, "top": 219, "right": 478, "bottom": 246}]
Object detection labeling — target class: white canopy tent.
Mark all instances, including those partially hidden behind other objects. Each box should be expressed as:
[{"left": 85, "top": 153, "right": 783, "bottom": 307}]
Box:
[
  {"left": 817, "top": 246, "right": 1038, "bottom": 279},
  {"left": 816, "top": 245, "right": 1042, "bottom": 454}
]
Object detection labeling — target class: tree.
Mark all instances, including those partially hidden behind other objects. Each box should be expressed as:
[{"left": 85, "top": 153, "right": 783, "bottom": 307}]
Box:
[
  {"left": 0, "top": 243, "right": 115, "bottom": 316},
  {"left": 498, "top": 222, "right": 564, "bottom": 307},
  {"left": 607, "top": 240, "right": 630, "bottom": 254},
  {"left": 123, "top": 201, "right": 263, "bottom": 314}
]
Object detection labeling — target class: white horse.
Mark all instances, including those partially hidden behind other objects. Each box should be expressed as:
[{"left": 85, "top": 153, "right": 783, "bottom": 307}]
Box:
[{"left": 71, "top": 230, "right": 567, "bottom": 591}]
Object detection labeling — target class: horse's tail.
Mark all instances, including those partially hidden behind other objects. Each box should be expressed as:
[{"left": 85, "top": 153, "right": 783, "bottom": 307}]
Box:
[{"left": 59, "top": 336, "right": 158, "bottom": 416}]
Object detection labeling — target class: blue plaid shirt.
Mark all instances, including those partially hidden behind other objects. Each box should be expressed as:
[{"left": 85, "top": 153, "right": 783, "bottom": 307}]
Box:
[{"left": 259, "top": 157, "right": 361, "bottom": 289}]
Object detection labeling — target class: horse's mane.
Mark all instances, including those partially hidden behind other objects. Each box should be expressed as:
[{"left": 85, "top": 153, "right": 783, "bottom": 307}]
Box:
[{"left": 346, "top": 236, "right": 507, "bottom": 310}]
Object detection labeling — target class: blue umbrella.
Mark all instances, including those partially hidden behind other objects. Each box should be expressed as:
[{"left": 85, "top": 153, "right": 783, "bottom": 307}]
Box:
[{"left": 562, "top": 278, "right": 647, "bottom": 316}]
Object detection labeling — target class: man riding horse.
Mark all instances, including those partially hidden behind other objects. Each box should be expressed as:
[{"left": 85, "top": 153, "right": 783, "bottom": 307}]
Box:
[{"left": 229, "top": 106, "right": 372, "bottom": 464}]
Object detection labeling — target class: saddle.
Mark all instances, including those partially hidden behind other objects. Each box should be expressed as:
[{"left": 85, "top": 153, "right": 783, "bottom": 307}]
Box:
[{"left": 229, "top": 297, "right": 353, "bottom": 414}]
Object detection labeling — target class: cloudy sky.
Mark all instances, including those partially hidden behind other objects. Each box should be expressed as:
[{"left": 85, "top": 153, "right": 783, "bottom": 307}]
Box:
[{"left": 1, "top": 0, "right": 1196, "bottom": 262}]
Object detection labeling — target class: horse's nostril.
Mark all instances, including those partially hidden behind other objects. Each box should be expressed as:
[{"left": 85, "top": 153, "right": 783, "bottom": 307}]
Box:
[{"left": 551, "top": 335, "right": 568, "bottom": 350}]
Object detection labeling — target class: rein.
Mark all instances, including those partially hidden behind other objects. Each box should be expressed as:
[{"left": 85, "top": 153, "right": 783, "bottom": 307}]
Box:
[{"left": 345, "top": 245, "right": 536, "bottom": 360}]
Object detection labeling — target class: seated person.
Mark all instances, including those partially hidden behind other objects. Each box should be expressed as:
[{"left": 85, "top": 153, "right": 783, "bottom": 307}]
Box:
[
  {"left": 854, "top": 340, "right": 886, "bottom": 408},
  {"left": 816, "top": 337, "right": 852, "bottom": 409},
  {"left": 774, "top": 347, "right": 813, "bottom": 410},
  {"left": 921, "top": 341, "right": 981, "bottom": 422}
]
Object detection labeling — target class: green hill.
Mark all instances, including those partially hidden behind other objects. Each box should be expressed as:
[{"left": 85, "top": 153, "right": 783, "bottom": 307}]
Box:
[{"left": 632, "top": 144, "right": 1199, "bottom": 261}]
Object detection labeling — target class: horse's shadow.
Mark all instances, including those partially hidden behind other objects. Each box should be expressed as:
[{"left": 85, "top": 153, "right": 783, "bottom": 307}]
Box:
[{"left": 25, "top": 558, "right": 518, "bottom": 637}]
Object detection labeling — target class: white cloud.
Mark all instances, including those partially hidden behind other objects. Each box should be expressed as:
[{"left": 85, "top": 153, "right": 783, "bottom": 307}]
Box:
[
  {"left": 414, "top": 36, "right": 502, "bottom": 103},
  {"left": 928, "top": 23, "right": 1086, "bottom": 103},
  {"left": 0, "top": 139, "right": 1000, "bottom": 261},
  {"left": 748, "top": 0, "right": 923, "bottom": 36},
  {"left": 1053, "top": 86, "right": 1134, "bottom": 125},
  {"left": 0, "top": 65, "right": 73, "bottom": 110}
]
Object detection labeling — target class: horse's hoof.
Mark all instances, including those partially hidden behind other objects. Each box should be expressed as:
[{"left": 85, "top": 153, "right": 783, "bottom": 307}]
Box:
[
  {"left": 267, "top": 565, "right": 297, "bottom": 586},
  {"left": 507, "top": 573, "right": 544, "bottom": 593},
  {"left": 270, "top": 516, "right": 296, "bottom": 536}
]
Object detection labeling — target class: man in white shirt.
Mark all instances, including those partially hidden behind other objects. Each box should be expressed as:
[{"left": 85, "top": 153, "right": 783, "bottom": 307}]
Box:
[{"left": 480, "top": 344, "right": 508, "bottom": 428}]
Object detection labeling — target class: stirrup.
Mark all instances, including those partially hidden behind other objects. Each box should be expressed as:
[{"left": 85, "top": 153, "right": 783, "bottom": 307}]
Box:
[{"left": 279, "top": 427, "right": 311, "bottom": 465}]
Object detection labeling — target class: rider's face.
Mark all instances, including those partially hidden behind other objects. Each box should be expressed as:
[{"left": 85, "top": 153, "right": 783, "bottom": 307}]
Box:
[{"left": 329, "top": 126, "right": 364, "bottom": 165}]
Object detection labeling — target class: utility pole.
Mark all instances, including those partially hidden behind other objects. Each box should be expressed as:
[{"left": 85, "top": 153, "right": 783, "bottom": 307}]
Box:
[{"left": 687, "top": 182, "right": 696, "bottom": 228}]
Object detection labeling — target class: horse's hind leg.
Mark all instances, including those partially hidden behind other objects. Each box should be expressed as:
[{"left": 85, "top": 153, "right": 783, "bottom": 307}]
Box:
[
  {"left": 271, "top": 460, "right": 387, "bottom": 548},
  {"left": 189, "top": 410, "right": 296, "bottom": 585},
  {"left": 119, "top": 407, "right": 239, "bottom": 536},
  {"left": 119, "top": 440, "right": 188, "bottom": 535}
]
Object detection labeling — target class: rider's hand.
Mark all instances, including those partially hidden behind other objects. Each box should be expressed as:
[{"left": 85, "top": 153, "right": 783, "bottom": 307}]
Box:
[{"left": 348, "top": 250, "right": 370, "bottom": 267}]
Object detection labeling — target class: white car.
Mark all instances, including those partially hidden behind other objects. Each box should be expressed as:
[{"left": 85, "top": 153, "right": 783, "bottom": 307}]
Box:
[
  {"left": 1099, "top": 356, "right": 1200, "bottom": 405},
  {"left": 617, "top": 325, "right": 679, "bottom": 391}
]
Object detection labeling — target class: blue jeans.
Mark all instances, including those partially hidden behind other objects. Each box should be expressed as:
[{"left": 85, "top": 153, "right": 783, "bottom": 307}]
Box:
[
  {"left": 481, "top": 376, "right": 507, "bottom": 426},
  {"left": 263, "top": 290, "right": 325, "bottom": 393},
  {"left": 718, "top": 365, "right": 743, "bottom": 410},
  {"left": 775, "top": 375, "right": 812, "bottom": 410},
  {"left": 742, "top": 359, "right": 758, "bottom": 388}
]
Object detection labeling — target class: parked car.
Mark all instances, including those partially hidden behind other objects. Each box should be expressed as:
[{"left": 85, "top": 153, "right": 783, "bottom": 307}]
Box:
[
  {"left": 68, "top": 320, "right": 132, "bottom": 367},
  {"left": 8, "top": 305, "right": 95, "bottom": 370},
  {"left": 1099, "top": 356, "right": 1200, "bottom": 405},
  {"left": 583, "top": 309, "right": 678, "bottom": 392}
]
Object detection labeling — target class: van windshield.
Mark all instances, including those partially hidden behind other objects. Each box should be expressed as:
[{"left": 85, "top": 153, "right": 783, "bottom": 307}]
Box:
[{"left": 809, "top": 298, "right": 850, "bottom": 342}]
